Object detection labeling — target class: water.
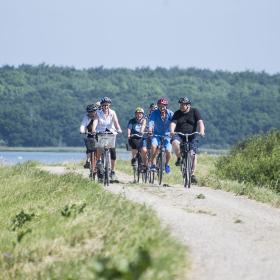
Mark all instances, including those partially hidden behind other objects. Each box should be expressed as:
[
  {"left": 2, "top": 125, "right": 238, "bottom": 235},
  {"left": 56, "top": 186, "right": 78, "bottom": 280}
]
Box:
[{"left": 0, "top": 150, "right": 130, "bottom": 165}]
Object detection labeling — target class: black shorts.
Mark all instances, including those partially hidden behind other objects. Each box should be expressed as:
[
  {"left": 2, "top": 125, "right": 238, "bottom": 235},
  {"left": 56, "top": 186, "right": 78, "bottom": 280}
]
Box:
[
  {"left": 128, "top": 138, "right": 142, "bottom": 150},
  {"left": 110, "top": 148, "right": 116, "bottom": 160}
]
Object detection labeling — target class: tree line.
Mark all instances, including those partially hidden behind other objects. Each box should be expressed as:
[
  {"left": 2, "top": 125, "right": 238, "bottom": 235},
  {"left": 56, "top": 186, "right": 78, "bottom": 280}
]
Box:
[{"left": 0, "top": 64, "right": 279, "bottom": 148}]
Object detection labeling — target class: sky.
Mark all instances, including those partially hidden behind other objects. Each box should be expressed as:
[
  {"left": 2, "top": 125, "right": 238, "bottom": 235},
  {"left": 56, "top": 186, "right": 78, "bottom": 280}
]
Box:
[{"left": 0, "top": 0, "right": 279, "bottom": 74}]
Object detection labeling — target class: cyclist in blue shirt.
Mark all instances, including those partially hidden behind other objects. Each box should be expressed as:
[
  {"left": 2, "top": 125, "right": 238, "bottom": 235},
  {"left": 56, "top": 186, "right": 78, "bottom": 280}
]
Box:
[{"left": 148, "top": 97, "right": 174, "bottom": 173}]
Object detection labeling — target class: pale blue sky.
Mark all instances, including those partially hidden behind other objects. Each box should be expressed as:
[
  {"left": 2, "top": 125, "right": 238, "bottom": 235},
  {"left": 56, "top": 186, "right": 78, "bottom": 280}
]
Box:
[{"left": 0, "top": 0, "right": 279, "bottom": 73}]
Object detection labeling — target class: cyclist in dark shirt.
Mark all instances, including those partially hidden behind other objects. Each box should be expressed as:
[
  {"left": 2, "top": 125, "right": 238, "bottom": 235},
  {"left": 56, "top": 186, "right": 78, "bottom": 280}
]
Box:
[
  {"left": 170, "top": 97, "right": 205, "bottom": 183},
  {"left": 127, "top": 107, "right": 147, "bottom": 168}
]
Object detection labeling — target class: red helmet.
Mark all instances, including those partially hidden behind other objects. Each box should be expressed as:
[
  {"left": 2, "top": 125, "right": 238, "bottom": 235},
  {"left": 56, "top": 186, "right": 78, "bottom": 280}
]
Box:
[{"left": 157, "top": 97, "right": 168, "bottom": 106}]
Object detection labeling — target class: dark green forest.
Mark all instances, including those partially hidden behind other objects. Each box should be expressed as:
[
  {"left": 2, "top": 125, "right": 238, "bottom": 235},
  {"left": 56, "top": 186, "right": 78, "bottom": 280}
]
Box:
[{"left": 0, "top": 64, "right": 279, "bottom": 148}]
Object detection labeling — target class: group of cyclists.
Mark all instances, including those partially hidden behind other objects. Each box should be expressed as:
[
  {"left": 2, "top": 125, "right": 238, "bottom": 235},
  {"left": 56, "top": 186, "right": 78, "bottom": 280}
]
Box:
[{"left": 80, "top": 96, "right": 205, "bottom": 184}]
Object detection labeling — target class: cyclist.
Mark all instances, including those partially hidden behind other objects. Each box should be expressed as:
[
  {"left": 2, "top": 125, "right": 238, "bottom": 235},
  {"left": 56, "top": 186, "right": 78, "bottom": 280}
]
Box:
[
  {"left": 92, "top": 96, "right": 122, "bottom": 180},
  {"left": 127, "top": 107, "right": 147, "bottom": 169},
  {"left": 80, "top": 104, "right": 99, "bottom": 169},
  {"left": 148, "top": 103, "right": 158, "bottom": 118},
  {"left": 170, "top": 97, "right": 205, "bottom": 184},
  {"left": 148, "top": 97, "right": 174, "bottom": 173}
]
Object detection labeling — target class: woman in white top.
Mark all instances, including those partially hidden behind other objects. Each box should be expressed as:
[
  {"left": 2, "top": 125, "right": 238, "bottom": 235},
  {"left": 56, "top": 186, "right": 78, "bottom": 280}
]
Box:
[{"left": 92, "top": 97, "right": 122, "bottom": 180}]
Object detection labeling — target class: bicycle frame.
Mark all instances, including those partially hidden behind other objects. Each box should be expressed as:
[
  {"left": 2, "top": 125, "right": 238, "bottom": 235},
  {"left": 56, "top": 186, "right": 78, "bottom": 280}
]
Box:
[
  {"left": 175, "top": 132, "right": 200, "bottom": 188},
  {"left": 129, "top": 133, "right": 148, "bottom": 184},
  {"left": 150, "top": 134, "right": 168, "bottom": 186},
  {"left": 95, "top": 132, "right": 116, "bottom": 186}
]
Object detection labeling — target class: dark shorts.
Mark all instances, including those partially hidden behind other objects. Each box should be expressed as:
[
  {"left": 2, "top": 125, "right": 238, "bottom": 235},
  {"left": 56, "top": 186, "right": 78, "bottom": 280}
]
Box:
[
  {"left": 110, "top": 148, "right": 116, "bottom": 160},
  {"left": 172, "top": 135, "right": 199, "bottom": 154},
  {"left": 84, "top": 137, "right": 97, "bottom": 153},
  {"left": 128, "top": 137, "right": 148, "bottom": 150}
]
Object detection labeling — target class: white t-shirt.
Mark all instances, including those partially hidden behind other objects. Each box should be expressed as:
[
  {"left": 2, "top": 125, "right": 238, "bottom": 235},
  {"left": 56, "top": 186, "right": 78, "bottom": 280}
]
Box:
[
  {"left": 96, "top": 108, "right": 117, "bottom": 132},
  {"left": 80, "top": 115, "right": 93, "bottom": 134}
]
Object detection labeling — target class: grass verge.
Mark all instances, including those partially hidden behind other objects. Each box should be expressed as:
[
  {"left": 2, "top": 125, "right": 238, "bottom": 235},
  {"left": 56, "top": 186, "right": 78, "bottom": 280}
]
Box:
[{"left": 0, "top": 161, "right": 186, "bottom": 279}]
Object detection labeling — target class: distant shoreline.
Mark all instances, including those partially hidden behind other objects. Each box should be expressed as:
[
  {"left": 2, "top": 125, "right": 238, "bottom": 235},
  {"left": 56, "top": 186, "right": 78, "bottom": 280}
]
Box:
[{"left": 0, "top": 146, "right": 228, "bottom": 155}]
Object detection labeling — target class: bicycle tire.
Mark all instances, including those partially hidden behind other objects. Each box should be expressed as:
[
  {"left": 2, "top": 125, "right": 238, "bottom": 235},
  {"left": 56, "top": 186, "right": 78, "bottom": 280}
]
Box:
[
  {"left": 104, "top": 150, "right": 110, "bottom": 186},
  {"left": 149, "top": 170, "right": 155, "bottom": 184},
  {"left": 137, "top": 153, "right": 141, "bottom": 183},
  {"left": 157, "top": 152, "right": 164, "bottom": 185},
  {"left": 89, "top": 151, "right": 96, "bottom": 181},
  {"left": 184, "top": 151, "right": 192, "bottom": 188}
]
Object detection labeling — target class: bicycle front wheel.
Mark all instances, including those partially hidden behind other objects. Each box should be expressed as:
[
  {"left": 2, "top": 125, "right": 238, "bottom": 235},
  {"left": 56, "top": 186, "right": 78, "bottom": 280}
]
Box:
[
  {"left": 157, "top": 152, "right": 164, "bottom": 185},
  {"left": 183, "top": 151, "right": 192, "bottom": 188},
  {"left": 104, "top": 150, "right": 111, "bottom": 186}
]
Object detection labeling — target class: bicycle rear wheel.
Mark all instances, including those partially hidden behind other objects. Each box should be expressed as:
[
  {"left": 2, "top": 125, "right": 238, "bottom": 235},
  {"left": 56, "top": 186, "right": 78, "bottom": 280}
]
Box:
[
  {"left": 89, "top": 151, "right": 96, "bottom": 181},
  {"left": 137, "top": 154, "right": 142, "bottom": 183}
]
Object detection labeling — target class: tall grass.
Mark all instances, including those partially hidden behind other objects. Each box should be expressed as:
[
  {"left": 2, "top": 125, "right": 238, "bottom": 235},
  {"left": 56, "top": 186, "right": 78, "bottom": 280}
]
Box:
[
  {"left": 216, "top": 129, "right": 280, "bottom": 192},
  {"left": 0, "top": 162, "right": 186, "bottom": 279}
]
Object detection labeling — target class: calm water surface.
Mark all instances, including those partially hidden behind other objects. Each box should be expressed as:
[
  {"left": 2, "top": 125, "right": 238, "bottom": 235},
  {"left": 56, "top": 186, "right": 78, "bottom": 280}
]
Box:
[{"left": 0, "top": 150, "right": 130, "bottom": 165}]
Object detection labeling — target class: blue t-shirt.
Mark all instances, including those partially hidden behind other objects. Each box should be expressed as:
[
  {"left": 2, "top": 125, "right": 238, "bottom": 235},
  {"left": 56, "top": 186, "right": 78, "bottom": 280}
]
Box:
[
  {"left": 127, "top": 117, "right": 146, "bottom": 135},
  {"left": 148, "top": 109, "right": 174, "bottom": 136}
]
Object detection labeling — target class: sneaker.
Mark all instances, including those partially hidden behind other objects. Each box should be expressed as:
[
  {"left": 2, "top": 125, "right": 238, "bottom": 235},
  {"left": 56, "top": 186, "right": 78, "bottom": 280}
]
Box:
[
  {"left": 110, "top": 170, "right": 116, "bottom": 181},
  {"left": 175, "top": 157, "right": 181, "bottom": 166},
  {"left": 191, "top": 175, "right": 198, "bottom": 184},
  {"left": 165, "top": 164, "right": 171, "bottom": 174},
  {"left": 131, "top": 158, "right": 137, "bottom": 166},
  {"left": 149, "top": 164, "right": 157, "bottom": 172},
  {"left": 84, "top": 161, "right": 90, "bottom": 169}
]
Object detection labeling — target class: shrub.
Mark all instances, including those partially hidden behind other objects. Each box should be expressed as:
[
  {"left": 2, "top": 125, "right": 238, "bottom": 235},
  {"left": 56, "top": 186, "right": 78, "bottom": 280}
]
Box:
[{"left": 216, "top": 129, "right": 280, "bottom": 192}]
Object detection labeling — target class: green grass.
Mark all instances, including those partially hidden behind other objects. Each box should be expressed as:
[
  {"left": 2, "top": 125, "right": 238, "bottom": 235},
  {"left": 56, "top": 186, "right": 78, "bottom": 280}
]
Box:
[{"left": 0, "top": 162, "right": 187, "bottom": 279}]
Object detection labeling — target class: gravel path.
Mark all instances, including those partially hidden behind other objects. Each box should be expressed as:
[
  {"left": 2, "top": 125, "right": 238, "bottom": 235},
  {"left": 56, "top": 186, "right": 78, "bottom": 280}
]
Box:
[{"left": 41, "top": 166, "right": 280, "bottom": 280}]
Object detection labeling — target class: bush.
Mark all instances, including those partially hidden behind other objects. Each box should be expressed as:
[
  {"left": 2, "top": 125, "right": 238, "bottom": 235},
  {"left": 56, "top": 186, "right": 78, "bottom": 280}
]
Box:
[{"left": 216, "top": 129, "right": 280, "bottom": 192}]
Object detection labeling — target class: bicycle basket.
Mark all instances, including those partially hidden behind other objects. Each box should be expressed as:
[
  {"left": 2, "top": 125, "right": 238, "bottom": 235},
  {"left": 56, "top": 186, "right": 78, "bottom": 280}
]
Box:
[
  {"left": 84, "top": 138, "right": 97, "bottom": 150},
  {"left": 96, "top": 134, "right": 116, "bottom": 148}
]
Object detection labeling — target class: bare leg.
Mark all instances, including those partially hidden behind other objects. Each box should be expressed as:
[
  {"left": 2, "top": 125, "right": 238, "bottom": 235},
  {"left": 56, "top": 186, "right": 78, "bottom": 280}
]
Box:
[
  {"left": 166, "top": 150, "right": 171, "bottom": 165},
  {"left": 149, "top": 144, "right": 158, "bottom": 165},
  {"left": 172, "top": 140, "right": 181, "bottom": 158},
  {"left": 191, "top": 154, "right": 197, "bottom": 175},
  {"left": 111, "top": 159, "right": 115, "bottom": 171},
  {"left": 141, "top": 147, "right": 148, "bottom": 166}
]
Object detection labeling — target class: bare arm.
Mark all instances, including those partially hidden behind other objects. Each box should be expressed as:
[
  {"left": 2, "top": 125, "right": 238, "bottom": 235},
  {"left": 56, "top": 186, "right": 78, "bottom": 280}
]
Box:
[
  {"left": 197, "top": 120, "right": 205, "bottom": 137},
  {"left": 140, "top": 118, "right": 147, "bottom": 134},
  {"left": 113, "top": 112, "right": 122, "bottom": 132},
  {"left": 170, "top": 122, "right": 176, "bottom": 137},
  {"left": 92, "top": 117, "right": 98, "bottom": 132}
]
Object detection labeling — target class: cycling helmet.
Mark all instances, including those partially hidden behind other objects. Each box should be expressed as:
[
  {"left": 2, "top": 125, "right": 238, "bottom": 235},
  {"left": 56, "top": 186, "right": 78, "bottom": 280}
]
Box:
[
  {"left": 135, "top": 107, "right": 144, "bottom": 114},
  {"left": 157, "top": 97, "right": 168, "bottom": 106},
  {"left": 149, "top": 103, "right": 158, "bottom": 110},
  {"left": 100, "top": 96, "right": 112, "bottom": 104},
  {"left": 86, "top": 104, "right": 98, "bottom": 113},
  {"left": 178, "top": 97, "right": 191, "bottom": 105}
]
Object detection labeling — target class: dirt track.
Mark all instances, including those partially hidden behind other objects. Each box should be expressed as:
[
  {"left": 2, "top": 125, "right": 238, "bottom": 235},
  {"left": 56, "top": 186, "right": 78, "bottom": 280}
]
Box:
[{"left": 41, "top": 166, "right": 280, "bottom": 280}]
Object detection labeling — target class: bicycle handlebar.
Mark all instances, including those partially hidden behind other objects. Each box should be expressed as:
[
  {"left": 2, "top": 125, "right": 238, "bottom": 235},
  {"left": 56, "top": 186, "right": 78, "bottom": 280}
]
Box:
[{"left": 174, "top": 131, "right": 201, "bottom": 137}]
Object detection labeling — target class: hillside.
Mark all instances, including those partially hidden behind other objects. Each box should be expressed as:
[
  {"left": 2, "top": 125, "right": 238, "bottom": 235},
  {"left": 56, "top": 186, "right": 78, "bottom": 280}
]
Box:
[{"left": 0, "top": 64, "right": 279, "bottom": 147}]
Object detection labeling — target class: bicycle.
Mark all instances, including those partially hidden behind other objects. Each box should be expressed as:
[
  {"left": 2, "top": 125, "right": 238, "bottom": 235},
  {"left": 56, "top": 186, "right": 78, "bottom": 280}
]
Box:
[
  {"left": 174, "top": 132, "right": 200, "bottom": 188},
  {"left": 128, "top": 133, "right": 149, "bottom": 184},
  {"left": 95, "top": 131, "right": 117, "bottom": 186},
  {"left": 83, "top": 132, "right": 97, "bottom": 181},
  {"left": 149, "top": 134, "right": 169, "bottom": 186}
]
